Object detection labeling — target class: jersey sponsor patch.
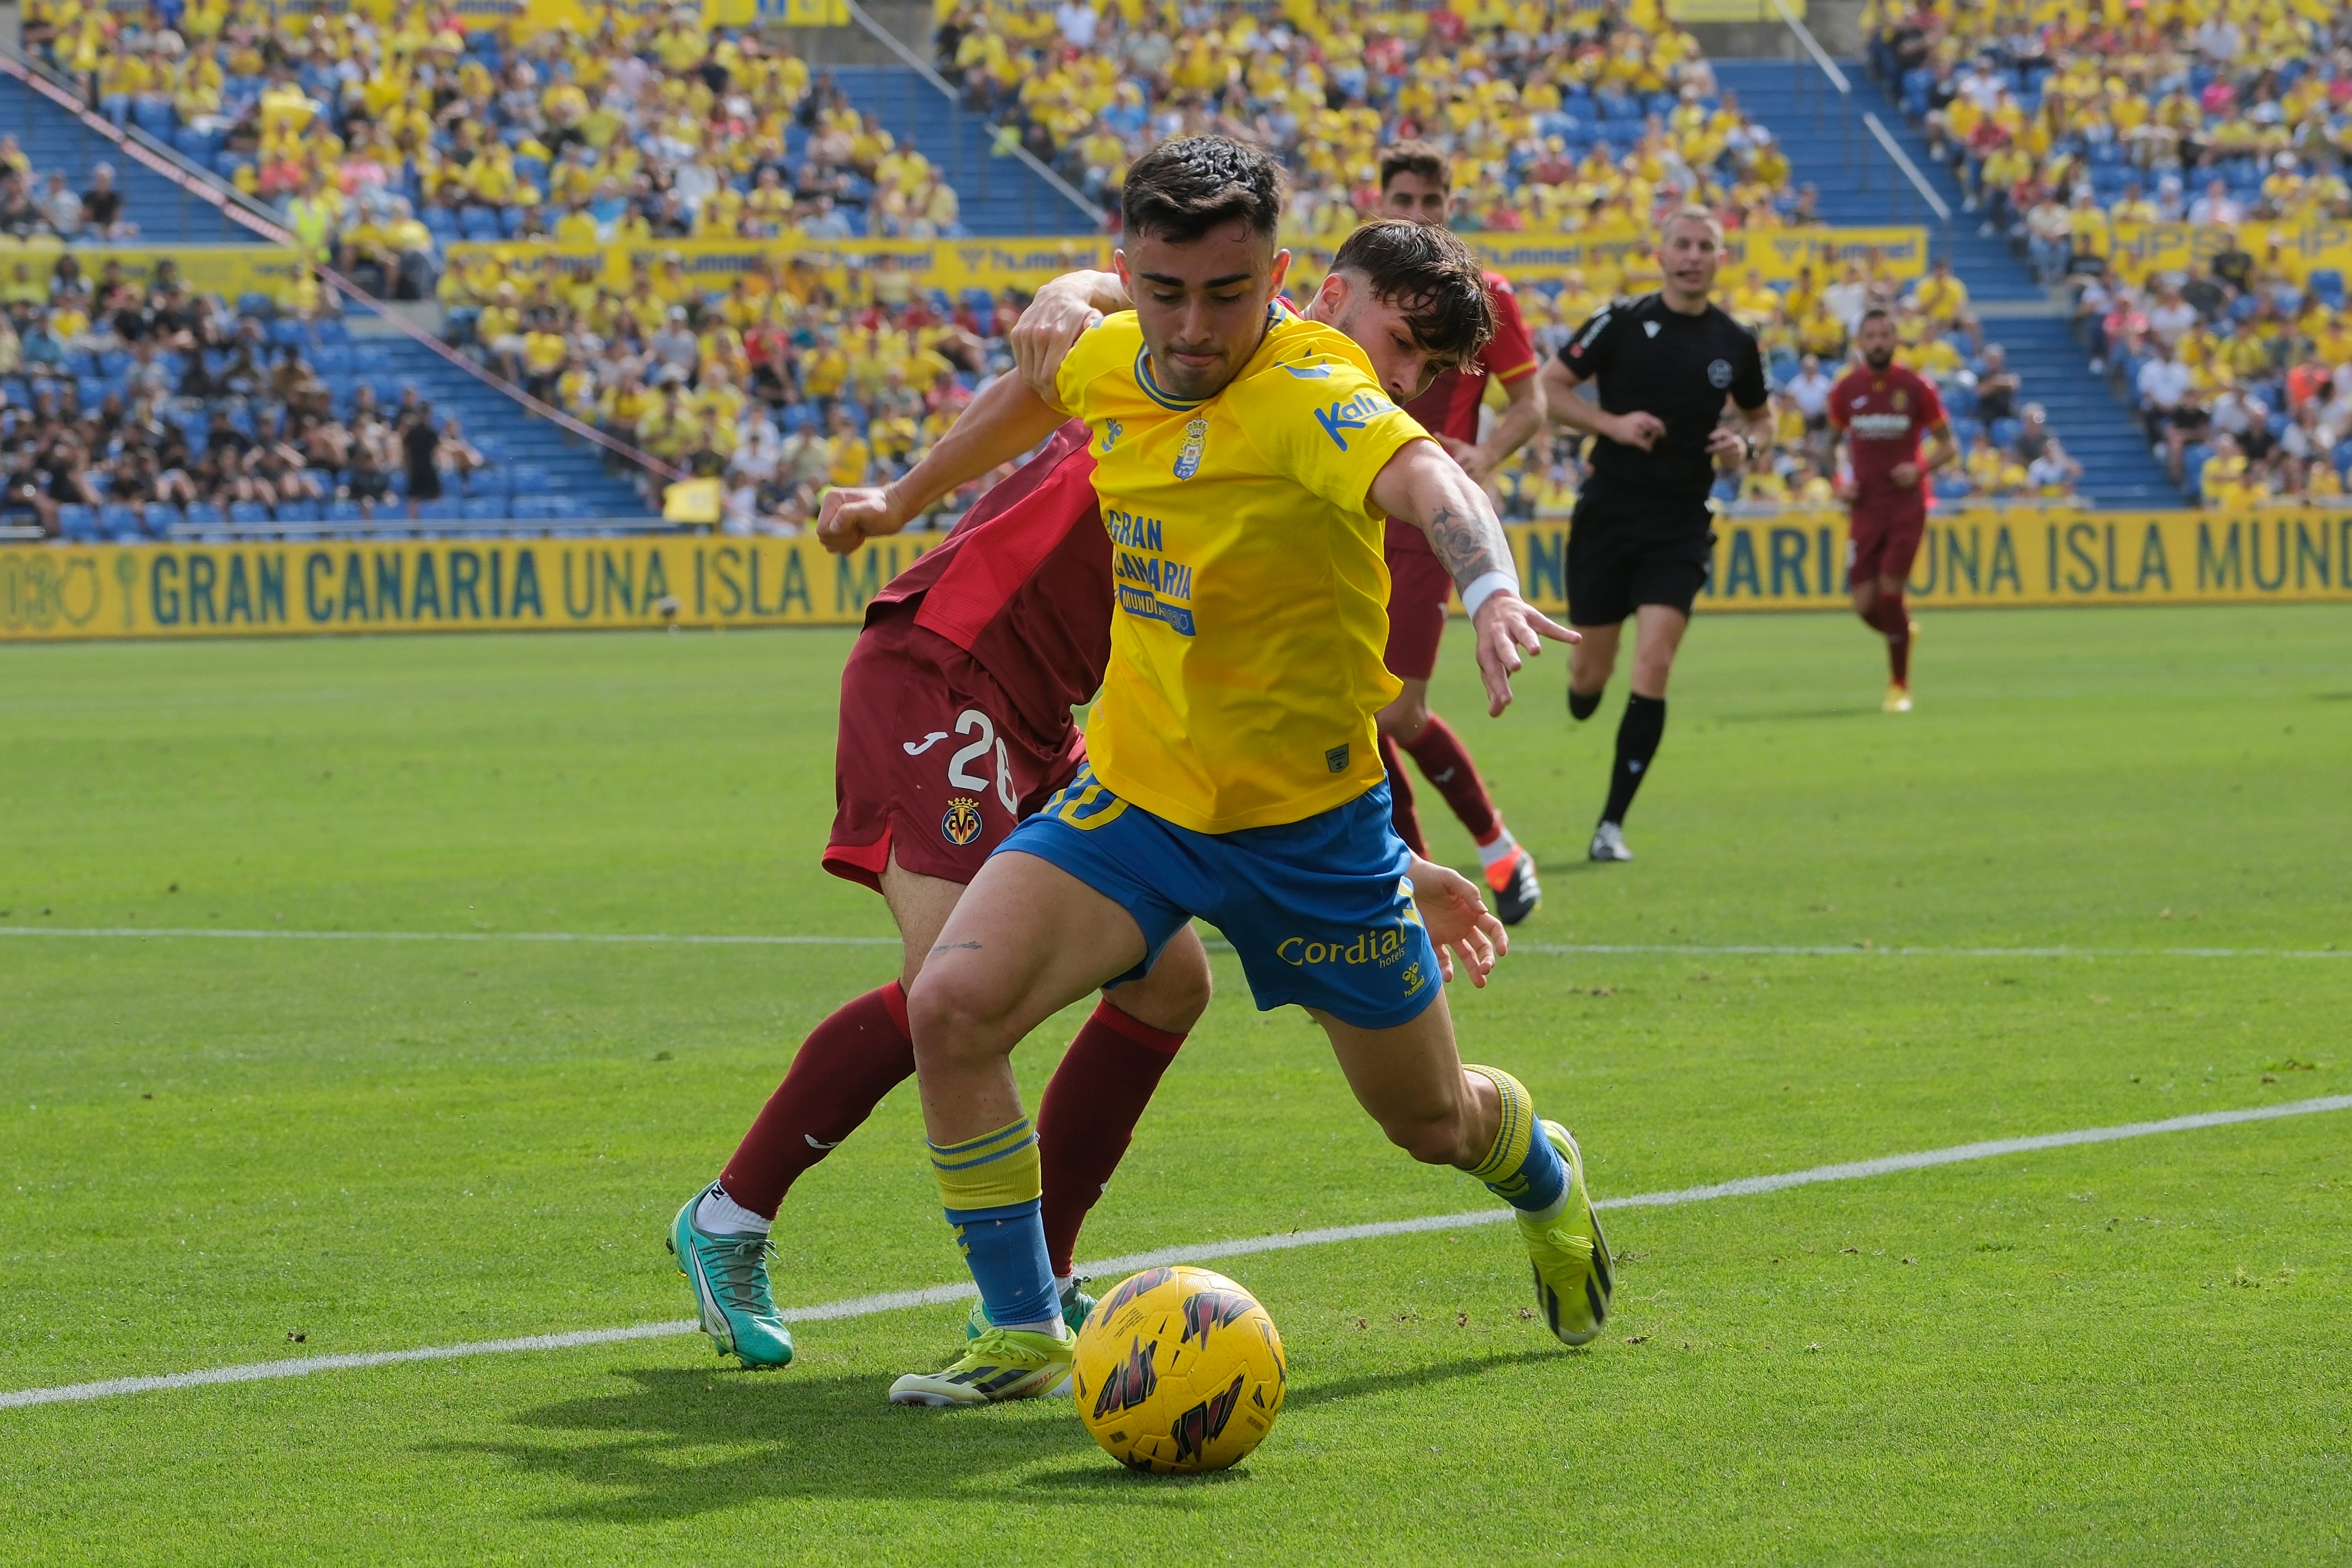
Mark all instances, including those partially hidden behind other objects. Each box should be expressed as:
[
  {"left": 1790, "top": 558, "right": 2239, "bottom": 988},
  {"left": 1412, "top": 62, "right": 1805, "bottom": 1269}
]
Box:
[{"left": 1312, "top": 389, "right": 1396, "bottom": 450}]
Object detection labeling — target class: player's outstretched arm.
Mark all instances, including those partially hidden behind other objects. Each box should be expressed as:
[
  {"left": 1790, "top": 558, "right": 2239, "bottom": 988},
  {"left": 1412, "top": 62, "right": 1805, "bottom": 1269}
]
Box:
[
  {"left": 815, "top": 369, "right": 1065, "bottom": 554},
  {"left": 1011, "top": 268, "right": 1129, "bottom": 397},
  {"left": 1405, "top": 853, "right": 1507, "bottom": 988},
  {"left": 1369, "top": 437, "right": 1577, "bottom": 718}
]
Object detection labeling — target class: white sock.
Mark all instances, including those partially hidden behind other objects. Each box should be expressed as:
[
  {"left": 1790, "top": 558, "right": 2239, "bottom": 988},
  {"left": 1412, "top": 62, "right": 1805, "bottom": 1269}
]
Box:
[
  {"left": 998, "top": 1316, "right": 1068, "bottom": 1340},
  {"left": 695, "top": 1183, "right": 772, "bottom": 1237},
  {"left": 1476, "top": 825, "right": 1518, "bottom": 870},
  {"left": 1523, "top": 1190, "right": 1571, "bottom": 1227},
  {"left": 1054, "top": 1272, "right": 1077, "bottom": 1299}
]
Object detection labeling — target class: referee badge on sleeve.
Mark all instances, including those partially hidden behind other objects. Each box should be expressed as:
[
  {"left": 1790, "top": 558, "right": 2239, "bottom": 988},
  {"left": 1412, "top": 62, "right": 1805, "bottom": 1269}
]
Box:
[{"left": 1708, "top": 359, "right": 1734, "bottom": 389}]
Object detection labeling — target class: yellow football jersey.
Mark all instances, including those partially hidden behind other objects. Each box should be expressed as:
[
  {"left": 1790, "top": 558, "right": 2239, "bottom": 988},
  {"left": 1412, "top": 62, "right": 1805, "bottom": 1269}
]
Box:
[{"left": 1056, "top": 306, "right": 1428, "bottom": 833}]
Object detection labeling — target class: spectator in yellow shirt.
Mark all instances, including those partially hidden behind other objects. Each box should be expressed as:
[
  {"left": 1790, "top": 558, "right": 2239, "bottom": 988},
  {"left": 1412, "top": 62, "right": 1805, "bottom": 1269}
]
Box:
[{"left": 824, "top": 404, "right": 871, "bottom": 488}]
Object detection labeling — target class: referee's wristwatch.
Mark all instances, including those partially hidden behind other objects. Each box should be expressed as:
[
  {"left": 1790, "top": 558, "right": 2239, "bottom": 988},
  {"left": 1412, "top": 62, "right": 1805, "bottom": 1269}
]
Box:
[{"left": 1739, "top": 432, "right": 1760, "bottom": 462}]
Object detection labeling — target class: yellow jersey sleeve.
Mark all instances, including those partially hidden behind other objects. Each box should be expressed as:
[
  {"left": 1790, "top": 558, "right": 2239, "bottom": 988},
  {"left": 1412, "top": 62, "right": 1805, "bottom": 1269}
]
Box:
[
  {"left": 1230, "top": 327, "right": 1429, "bottom": 518},
  {"left": 1054, "top": 311, "right": 1145, "bottom": 423}
]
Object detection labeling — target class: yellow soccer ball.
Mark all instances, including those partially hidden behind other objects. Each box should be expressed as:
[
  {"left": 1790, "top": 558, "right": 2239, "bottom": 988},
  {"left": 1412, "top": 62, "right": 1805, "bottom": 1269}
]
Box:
[{"left": 1070, "top": 1265, "right": 1287, "bottom": 1475}]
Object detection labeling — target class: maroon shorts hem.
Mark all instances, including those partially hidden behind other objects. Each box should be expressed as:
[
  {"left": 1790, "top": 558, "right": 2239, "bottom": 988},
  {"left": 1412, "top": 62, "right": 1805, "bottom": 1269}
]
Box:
[
  {"left": 1848, "top": 509, "right": 1927, "bottom": 586},
  {"left": 1383, "top": 545, "right": 1453, "bottom": 682},
  {"left": 826, "top": 606, "right": 1084, "bottom": 893}
]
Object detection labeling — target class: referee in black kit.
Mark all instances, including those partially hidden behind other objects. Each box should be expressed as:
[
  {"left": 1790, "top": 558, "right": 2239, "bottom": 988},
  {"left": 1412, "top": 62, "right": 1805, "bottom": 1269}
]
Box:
[{"left": 1540, "top": 206, "right": 1771, "bottom": 863}]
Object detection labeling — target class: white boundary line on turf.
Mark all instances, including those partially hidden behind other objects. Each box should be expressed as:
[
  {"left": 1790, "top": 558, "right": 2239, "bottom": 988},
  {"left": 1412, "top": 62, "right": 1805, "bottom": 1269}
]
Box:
[
  {"left": 0, "top": 926, "right": 2344, "bottom": 960},
  {"left": 6, "top": 1093, "right": 2347, "bottom": 1415}
]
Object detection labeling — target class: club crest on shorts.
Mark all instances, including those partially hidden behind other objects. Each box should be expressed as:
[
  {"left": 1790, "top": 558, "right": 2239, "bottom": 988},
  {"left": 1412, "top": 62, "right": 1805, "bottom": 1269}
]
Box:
[
  {"left": 1708, "top": 358, "right": 1734, "bottom": 389},
  {"left": 941, "top": 795, "right": 983, "bottom": 846},
  {"left": 1174, "top": 417, "right": 1208, "bottom": 479}
]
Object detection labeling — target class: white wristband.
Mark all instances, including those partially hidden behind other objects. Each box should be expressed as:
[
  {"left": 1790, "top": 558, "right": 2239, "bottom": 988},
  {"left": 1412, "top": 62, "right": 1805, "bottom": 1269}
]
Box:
[{"left": 1461, "top": 570, "right": 1520, "bottom": 619}]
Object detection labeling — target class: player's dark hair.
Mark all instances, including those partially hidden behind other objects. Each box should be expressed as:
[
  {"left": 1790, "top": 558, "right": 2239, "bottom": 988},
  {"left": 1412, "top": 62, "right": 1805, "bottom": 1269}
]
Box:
[
  {"left": 1858, "top": 306, "right": 1895, "bottom": 327},
  {"left": 1378, "top": 139, "right": 1451, "bottom": 193},
  {"left": 1330, "top": 218, "right": 1496, "bottom": 366},
  {"left": 1121, "top": 136, "right": 1285, "bottom": 244}
]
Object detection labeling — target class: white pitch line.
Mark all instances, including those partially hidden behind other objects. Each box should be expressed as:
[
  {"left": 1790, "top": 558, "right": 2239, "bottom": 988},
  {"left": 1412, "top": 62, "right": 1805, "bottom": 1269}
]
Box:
[
  {"left": 6, "top": 1093, "right": 2346, "bottom": 1415},
  {"left": 0, "top": 926, "right": 2344, "bottom": 960}
]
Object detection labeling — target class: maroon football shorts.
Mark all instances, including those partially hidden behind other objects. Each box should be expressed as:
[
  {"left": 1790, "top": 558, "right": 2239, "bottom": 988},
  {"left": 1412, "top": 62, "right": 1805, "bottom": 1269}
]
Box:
[
  {"left": 1847, "top": 500, "right": 1928, "bottom": 587},
  {"left": 822, "top": 603, "right": 1086, "bottom": 893},
  {"left": 1383, "top": 541, "right": 1454, "bottom": 683}
]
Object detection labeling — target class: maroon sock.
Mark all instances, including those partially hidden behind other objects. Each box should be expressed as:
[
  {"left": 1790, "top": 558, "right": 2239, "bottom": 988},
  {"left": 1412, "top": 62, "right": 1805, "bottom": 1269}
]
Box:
[
  {"left": 1378, "top": 732, "right": 1428, "bottom": 857},
  {"left": 1037, "top": 999, "right": 1186, "bottom": 1278},
  {"left": 1875, "top": 591, "right": 1912, "bottom": 683},
  {"left": 718, "top": 981, "right": 915, "bottom": 1219},
  {"left": 1401, "top": 713, "right": 1498, "bottom": 842}
]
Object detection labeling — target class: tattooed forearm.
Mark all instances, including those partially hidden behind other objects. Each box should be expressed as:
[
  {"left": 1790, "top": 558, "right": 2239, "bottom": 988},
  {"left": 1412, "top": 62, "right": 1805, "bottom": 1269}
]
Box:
[
  {"left": 1424, "top": 497, "right": 1513, "bottom": 593},
  {"left": 1370, "top": 438, "right": 1521, "bottom": 593}
]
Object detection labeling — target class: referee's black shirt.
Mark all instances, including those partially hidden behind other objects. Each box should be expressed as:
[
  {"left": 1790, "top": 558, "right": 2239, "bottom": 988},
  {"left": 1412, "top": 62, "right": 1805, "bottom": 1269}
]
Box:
[{"left": 1558, "top": 291, "right": 1768, "bottom": 516}]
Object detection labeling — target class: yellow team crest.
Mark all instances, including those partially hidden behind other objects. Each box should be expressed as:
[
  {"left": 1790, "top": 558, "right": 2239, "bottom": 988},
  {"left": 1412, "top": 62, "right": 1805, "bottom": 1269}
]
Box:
[
  {"left": 1891, "top": 388, "right": 1910, "bottom": 411},
  {"left": 941, "top": 795, "right": 984, "bottom": 846}
]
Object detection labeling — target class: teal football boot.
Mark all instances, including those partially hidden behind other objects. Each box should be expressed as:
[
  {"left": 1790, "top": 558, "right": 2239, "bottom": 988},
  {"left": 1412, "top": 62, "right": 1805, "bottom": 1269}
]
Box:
[
  {"left": 965, "top": 1276, "right": 1096, "bottom": 1341},
  {"left": 668, "top": 1185, "right": 794, "bottom": 1369}
]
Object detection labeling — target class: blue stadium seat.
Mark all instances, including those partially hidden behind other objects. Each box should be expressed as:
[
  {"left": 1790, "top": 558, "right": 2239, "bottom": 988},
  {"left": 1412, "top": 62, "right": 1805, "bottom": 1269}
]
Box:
[
  {"left": 275, "top": 498, "right": 322, "bottom": 523},
  {"left": 182, "top": 502, "right": 224, "bottom": 527},
  {"left": 462, "top": 495, "right": 508, "bottom": 520},
  {"left": 98, "top": 504, "right": 143, "bottom": 541},
  {"left": 415, "top": 498, "right": 460, "bottom": 522},
  {"left": 228, "top": 501, "right": 271, "bottom": 525},
  {"left": 325, "top": 498, "right": 366, "bottom": 523},
  {"left": 57, "top": 504, "right": 98, "bottom": 542}
]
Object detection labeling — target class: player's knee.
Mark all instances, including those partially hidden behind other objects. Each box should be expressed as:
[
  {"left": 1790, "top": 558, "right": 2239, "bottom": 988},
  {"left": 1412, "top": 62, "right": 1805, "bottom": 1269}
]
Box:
[
  {"left": 906, "top": 966, "right": 1021, "bottom": 1068},
  {"left": 1378, "top": 1102, "right": 1473, "bottom": 1166}
]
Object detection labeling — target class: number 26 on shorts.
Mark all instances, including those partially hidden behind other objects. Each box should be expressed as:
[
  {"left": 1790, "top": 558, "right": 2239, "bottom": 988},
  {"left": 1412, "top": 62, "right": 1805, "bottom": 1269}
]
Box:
[{"left": 947, "top": 708, "right": 1019, "bottom": 814}]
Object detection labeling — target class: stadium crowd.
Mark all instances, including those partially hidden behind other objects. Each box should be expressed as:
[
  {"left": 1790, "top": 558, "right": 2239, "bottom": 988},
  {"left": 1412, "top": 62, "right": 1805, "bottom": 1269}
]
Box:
[
  {"left": 935, "top": 0, "right": 1815, "bottom": 240},
  {"left": 0, "top": 249, "right": 534, "bottom": 540},
  {"left": 9, "top": 0, "right": 2142, "bottom": 515},
  {"left": 1870, "top": 0, "right": 2352, "bottom": 503},
  {"left": 25, "top": 0, "right": 971, "bottom": 299}
]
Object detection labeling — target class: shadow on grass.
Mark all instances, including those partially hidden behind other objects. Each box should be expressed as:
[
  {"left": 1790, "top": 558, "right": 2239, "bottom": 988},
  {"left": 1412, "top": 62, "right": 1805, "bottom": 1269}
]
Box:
[
  {"left": 442, "top": 1346, "right": 1570, "bottom": 1517},
  {"left": 435, "top": 1363, "right": 1095, "bottom": 1520}
]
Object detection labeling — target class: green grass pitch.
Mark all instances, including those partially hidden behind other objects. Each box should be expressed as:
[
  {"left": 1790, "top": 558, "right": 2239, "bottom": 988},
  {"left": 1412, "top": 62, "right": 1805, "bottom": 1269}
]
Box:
[{"left": 3, "top": 605, "right": 2349, "bottom": 1565}]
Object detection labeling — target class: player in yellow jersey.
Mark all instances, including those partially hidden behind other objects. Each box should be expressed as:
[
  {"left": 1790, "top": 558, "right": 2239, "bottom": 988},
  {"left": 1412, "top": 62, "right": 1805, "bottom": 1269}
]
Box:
[{"left": 835, "top": 140, "right": 1611, "bottom": 1407}]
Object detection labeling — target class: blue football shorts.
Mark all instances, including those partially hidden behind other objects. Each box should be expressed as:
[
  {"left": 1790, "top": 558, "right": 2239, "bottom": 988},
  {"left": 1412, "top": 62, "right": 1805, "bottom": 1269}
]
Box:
[{"left": 996, "top": 764, "right": 1444, "bottom": 1031}]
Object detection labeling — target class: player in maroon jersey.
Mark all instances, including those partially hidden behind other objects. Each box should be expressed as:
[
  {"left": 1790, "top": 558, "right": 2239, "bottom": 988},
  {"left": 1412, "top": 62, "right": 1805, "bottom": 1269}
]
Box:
[
  {"left": 1377, "top": 141, "right": 1549, "bottom": 922},
  {"left": 667, "top": 259, "right": 1511, "bottom": 1372},
  {"left": 664, "top": 413, "right": 1216, "bottom": 1371},
  {"left": 1826, "top": 308, "right": 1955, "bottom": 713}
]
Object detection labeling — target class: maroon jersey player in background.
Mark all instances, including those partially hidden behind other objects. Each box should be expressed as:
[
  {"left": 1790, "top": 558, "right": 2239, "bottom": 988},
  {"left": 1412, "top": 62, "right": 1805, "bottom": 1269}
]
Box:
[
  {"left": 1378, "top": 140, "right": 1549, "bottom": 923},
  {"left": 1827, "top": 308, "right": 1956, "bottom": 714}
]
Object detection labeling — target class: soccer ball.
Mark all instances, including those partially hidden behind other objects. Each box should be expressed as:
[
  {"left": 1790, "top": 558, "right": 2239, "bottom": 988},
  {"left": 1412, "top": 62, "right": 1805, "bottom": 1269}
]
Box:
[{"left": 1070, "top": 1265, "right": 1286, "bottom": 1475}]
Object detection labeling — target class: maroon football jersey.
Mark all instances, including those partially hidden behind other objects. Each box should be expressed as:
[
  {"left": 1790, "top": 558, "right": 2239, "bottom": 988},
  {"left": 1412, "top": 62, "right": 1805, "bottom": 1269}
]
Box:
[
  {"left": 1392, "top": 270, "right": 1540, "bottom": 560},
  {"left": 1827, "top": 363, "right": 1947, "bottom": 514},
  {"left": 872, "top": 420, "right": 1109, "bottom": 748}
]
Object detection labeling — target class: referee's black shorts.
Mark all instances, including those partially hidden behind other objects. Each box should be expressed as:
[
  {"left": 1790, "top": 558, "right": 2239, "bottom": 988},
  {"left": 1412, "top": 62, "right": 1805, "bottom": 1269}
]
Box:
[{"left": 1566, "top": 492, "right": 1716, "bottom": 626}]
